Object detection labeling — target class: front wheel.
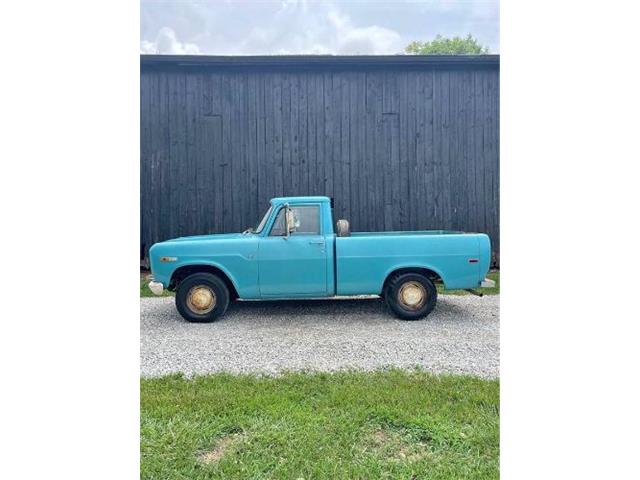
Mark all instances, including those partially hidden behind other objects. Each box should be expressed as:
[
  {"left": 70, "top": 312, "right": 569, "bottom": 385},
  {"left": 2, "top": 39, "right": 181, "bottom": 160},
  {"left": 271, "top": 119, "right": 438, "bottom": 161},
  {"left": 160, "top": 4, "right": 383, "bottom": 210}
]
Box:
[
  {"left": 175, "top": 273, "right": 230, "bottom": 323},
  {"left": 385, "top": 273, "right": 437, "bottom": 320}
]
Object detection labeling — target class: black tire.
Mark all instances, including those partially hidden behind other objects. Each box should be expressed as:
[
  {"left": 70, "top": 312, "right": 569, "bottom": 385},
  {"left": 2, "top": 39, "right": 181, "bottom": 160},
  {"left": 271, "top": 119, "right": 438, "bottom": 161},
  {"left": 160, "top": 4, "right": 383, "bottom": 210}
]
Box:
[
  {"left": 385, "top": 272, "right": 437, "bottom": 321},
  {"left": 175, "top": 272, "right": 230, "bottom": 323}
]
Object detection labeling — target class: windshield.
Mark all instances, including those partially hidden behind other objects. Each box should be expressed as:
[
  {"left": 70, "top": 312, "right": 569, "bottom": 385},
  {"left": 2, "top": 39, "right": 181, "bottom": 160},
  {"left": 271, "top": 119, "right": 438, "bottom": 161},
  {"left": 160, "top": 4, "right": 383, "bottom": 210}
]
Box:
[{"left": 254, "top": 206, "right": 272, "bottom": 234}]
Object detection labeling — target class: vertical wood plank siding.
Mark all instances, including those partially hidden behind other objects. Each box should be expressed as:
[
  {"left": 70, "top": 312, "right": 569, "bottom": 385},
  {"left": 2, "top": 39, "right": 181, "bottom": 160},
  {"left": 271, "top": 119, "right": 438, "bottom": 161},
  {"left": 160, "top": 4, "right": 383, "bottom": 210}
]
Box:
[{"left": 141, "top": 57, "right": 500, "bottom": 265}]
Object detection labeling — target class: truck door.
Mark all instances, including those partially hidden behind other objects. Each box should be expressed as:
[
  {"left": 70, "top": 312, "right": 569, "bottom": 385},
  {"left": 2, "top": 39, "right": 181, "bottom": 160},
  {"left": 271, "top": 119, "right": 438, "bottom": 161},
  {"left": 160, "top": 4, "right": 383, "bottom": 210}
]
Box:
[{"left": 258, "top": 204, "right": 328, "bottom": 296}]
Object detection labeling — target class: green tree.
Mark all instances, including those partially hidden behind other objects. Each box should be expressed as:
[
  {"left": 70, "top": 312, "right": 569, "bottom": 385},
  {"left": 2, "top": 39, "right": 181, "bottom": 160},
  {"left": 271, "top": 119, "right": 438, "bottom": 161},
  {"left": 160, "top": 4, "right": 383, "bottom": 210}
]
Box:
[{"left": 405, "top": 34, "right": 489, "bottom": 55}]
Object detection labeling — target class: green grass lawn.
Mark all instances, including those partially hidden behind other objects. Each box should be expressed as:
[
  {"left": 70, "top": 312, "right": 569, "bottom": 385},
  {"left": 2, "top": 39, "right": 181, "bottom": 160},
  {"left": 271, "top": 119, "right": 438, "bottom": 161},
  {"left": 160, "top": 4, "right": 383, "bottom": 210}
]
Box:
[
  {"left": 141, "top": 370, "right": 499, "bottom": 479},
  {"left": 140, "top": 271, "right": 500, "bottom": 298},
  {"left": 140, "top": 273, "right": 174, "bottom": 297}
]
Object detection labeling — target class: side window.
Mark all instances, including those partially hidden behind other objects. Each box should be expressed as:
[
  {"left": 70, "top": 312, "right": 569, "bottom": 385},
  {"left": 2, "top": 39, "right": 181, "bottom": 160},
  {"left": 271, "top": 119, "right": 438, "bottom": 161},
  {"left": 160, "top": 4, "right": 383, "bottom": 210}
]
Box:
[
  {"left": 290, "top": 206, "right": 320, "bottom": 235},
  {"left": 268, "top": 205, "right": 320, "bottom": 236}
]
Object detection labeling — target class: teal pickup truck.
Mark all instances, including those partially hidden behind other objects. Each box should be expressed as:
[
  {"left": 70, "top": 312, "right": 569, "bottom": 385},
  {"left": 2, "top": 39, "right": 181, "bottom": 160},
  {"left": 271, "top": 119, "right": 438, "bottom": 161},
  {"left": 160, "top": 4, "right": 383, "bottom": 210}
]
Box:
[{"left": 149, "top": 196, "right": 494, "bottom": 322}]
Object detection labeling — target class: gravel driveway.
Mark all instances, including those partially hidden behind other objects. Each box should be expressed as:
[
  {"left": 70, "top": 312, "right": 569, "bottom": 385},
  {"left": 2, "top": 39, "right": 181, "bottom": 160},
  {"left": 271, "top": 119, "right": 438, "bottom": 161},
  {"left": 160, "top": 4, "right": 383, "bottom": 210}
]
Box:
[{"left": 141, "top": 295, "right": 499, "bottom": 378}]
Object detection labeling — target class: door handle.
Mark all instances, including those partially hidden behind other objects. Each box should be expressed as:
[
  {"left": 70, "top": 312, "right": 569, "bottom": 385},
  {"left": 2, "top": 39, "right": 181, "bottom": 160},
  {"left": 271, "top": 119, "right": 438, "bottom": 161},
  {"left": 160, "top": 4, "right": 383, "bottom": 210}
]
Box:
[{"left": 309, "top": 240, "right": 325, "bottom": 245}]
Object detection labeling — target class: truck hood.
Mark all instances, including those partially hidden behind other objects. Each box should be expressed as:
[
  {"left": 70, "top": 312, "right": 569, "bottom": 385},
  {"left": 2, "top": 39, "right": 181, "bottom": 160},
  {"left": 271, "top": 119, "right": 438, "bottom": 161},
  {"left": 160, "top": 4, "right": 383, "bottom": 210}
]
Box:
[{"left": 164, "top": 233, "right": 246, "bottom": 243}]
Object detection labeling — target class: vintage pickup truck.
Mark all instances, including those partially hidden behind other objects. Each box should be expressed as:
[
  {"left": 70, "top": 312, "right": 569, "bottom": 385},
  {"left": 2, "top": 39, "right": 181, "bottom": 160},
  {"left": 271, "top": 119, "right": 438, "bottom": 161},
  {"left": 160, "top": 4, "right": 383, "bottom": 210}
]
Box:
[{"left": 148, "top": 196, "right": 494, "bottom": 322}]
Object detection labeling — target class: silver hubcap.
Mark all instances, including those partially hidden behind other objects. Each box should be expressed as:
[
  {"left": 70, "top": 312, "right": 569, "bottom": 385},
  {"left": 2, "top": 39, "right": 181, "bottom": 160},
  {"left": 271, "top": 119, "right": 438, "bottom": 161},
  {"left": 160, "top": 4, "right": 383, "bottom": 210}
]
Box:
[
  {"left": 398, "top": 281, "right": 427, "bottom": 310},
  {"left": 186, "top": 285, "right": 216, "bottom": 314}
]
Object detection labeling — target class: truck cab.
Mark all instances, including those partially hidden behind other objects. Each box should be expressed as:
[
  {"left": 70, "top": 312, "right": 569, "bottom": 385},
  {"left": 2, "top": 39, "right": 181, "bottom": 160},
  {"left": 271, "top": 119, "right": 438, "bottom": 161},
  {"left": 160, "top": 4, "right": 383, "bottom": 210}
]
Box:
[{"left": 254, "top": 196, "right": 335, "bottom": 297}]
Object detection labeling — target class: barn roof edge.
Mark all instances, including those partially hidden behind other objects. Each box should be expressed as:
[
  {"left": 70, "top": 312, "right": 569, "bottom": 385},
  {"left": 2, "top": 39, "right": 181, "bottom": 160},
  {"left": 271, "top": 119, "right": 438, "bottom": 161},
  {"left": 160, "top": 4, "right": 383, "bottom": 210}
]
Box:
[{"left": 140, "top": 54, "right": 499, "bottom": 69}]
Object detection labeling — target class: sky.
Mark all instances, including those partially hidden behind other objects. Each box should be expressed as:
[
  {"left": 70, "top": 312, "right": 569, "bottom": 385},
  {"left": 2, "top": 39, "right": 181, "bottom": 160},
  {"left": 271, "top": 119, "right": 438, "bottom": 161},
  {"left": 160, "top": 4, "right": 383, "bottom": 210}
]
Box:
[{"left": 140, "top": 0, "right": 499, "bottom": 56}]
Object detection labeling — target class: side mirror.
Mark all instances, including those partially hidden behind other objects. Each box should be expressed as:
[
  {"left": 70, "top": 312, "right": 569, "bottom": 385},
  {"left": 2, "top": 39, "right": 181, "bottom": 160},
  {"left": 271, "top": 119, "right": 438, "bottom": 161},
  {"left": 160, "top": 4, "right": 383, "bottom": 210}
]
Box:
[{"left": 284, "top": 205, "right": 296, "bottom": 238}]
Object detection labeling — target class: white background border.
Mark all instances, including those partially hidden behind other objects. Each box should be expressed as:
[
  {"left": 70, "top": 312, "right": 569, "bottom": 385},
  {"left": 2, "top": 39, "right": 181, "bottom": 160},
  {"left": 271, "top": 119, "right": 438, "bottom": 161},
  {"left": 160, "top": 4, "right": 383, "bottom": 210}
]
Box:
[
  {"left": 501, "top": 0, "right": 639, "bottom": 477},
  {"left": 1, "top": 1, "right": 140, "bottom": 478},
  {"left": 1, "top": 1, "right": 639, "bottom": 478}
]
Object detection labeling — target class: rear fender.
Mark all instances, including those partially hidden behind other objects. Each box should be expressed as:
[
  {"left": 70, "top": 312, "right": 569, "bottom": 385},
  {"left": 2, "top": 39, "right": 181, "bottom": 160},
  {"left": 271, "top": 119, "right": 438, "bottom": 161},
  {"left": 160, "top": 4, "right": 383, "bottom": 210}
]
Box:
[{"left": 381, "top": 264, "right": 448, "bottom": 292}]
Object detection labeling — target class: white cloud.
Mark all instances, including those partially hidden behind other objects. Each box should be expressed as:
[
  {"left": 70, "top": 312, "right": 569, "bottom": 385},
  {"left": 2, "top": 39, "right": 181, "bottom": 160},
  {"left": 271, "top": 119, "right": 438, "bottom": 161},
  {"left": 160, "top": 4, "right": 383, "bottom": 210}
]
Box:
[
  {"left": 327, "top": 8, "right": 402, "bottom": 54},
  {"left": 140, "top": 27, "right": 200, "bottom": 55},
  {"left": 237, "top": 3, "right": 402, "bottom": 55},
  {"left": 337, "top": 25, "right": 402, "bottom": 54},
  {"left": 140, "top": 0, "right": 499, "bottom": 55}
]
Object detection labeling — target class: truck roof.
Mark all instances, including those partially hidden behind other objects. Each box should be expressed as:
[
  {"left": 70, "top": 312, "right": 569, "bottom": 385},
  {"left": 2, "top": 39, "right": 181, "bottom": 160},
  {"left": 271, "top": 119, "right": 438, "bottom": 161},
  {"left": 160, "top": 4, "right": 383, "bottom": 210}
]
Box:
[{"left": 270, "top": 196, "right": 331, "bottom": 204}]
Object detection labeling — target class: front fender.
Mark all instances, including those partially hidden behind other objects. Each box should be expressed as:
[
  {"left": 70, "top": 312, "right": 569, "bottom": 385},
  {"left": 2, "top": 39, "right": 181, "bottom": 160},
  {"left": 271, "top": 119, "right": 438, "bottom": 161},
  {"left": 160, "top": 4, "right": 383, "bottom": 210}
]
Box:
[
  {"left": 149, "top": 237, "right": 260, "bottom": 298},
  {"left": 166, "top": 260, "right": 242, "bottom": 293}
]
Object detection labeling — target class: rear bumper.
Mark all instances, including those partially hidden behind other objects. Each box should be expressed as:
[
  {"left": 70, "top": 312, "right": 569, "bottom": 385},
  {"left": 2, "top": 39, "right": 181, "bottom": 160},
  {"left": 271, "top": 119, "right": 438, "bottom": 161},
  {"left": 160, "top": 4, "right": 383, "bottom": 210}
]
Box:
[
  {"left": 148, "top": 281, "right": 164, "bottom": 295},
  {"left": 481, "top": 278, "right": 496, "bottom": 288}
]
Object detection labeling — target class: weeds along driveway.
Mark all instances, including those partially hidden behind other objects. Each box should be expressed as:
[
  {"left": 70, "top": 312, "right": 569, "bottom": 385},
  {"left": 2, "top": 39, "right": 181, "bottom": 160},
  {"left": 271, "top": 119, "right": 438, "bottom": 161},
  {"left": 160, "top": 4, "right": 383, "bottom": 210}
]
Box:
[{"left": 140, "top": 295, "right": 499, "bottom": 378}]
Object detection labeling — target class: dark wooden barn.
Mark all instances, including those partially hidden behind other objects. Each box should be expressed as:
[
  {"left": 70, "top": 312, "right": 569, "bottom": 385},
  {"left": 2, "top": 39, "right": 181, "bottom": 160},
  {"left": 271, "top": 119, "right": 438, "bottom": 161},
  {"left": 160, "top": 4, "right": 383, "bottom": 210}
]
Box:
[{"left": 141, "top": 55, "right": 500, "bottom": 265}]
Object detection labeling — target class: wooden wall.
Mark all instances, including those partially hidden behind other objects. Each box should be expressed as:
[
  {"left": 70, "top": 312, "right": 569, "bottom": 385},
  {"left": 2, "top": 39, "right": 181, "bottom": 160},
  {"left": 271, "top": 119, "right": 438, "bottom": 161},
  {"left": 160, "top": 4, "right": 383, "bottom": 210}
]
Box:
[{"left": 141, "top": 58, "right": 499, "bottom": 264}]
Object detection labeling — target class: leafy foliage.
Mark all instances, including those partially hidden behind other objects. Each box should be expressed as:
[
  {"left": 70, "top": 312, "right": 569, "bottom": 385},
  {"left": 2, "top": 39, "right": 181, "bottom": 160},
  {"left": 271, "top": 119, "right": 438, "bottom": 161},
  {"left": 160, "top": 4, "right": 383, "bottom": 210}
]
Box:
[{"left": 405, "top": 34, "right": 489, "bottom": 55}]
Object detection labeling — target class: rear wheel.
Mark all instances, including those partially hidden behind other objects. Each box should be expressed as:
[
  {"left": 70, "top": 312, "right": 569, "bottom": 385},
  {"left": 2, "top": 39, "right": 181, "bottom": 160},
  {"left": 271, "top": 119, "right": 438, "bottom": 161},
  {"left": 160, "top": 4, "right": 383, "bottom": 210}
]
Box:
[
  {"left": 175, "top": 273, "right": 229, "bottom": 323},
  {"left": 385, "top": 272, "right": 437, "bottom": 320}
]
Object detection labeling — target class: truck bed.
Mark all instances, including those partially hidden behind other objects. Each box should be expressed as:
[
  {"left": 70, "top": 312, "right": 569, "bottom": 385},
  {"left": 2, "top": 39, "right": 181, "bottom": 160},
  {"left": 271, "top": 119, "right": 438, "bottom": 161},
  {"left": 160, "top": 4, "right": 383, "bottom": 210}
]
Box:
[
  {"left": 350, "top": 230, "right": 466, "bottom": 237},
  {"left": 335, "top": 231, "right": 491, "bottom": 295}
]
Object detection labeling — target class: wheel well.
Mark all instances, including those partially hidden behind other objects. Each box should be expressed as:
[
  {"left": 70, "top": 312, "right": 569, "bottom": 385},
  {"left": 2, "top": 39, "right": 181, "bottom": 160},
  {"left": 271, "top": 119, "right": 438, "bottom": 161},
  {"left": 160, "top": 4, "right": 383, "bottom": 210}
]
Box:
[
  {"left": 381, "top": 267, "right": 444, "bottom": 295},
  {"left": 169, "top": 265, "right": 239, "bottom": 299}
]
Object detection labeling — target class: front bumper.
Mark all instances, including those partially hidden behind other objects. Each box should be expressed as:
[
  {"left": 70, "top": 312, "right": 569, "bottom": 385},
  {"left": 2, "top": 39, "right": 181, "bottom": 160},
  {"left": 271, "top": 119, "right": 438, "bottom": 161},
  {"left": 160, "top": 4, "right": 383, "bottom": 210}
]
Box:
[
  {"left": 481, "top": 278, "right": 496, "bottom": 288},
  {"left": 148, "top": 281, "right": 164, "bottom": 295}
]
